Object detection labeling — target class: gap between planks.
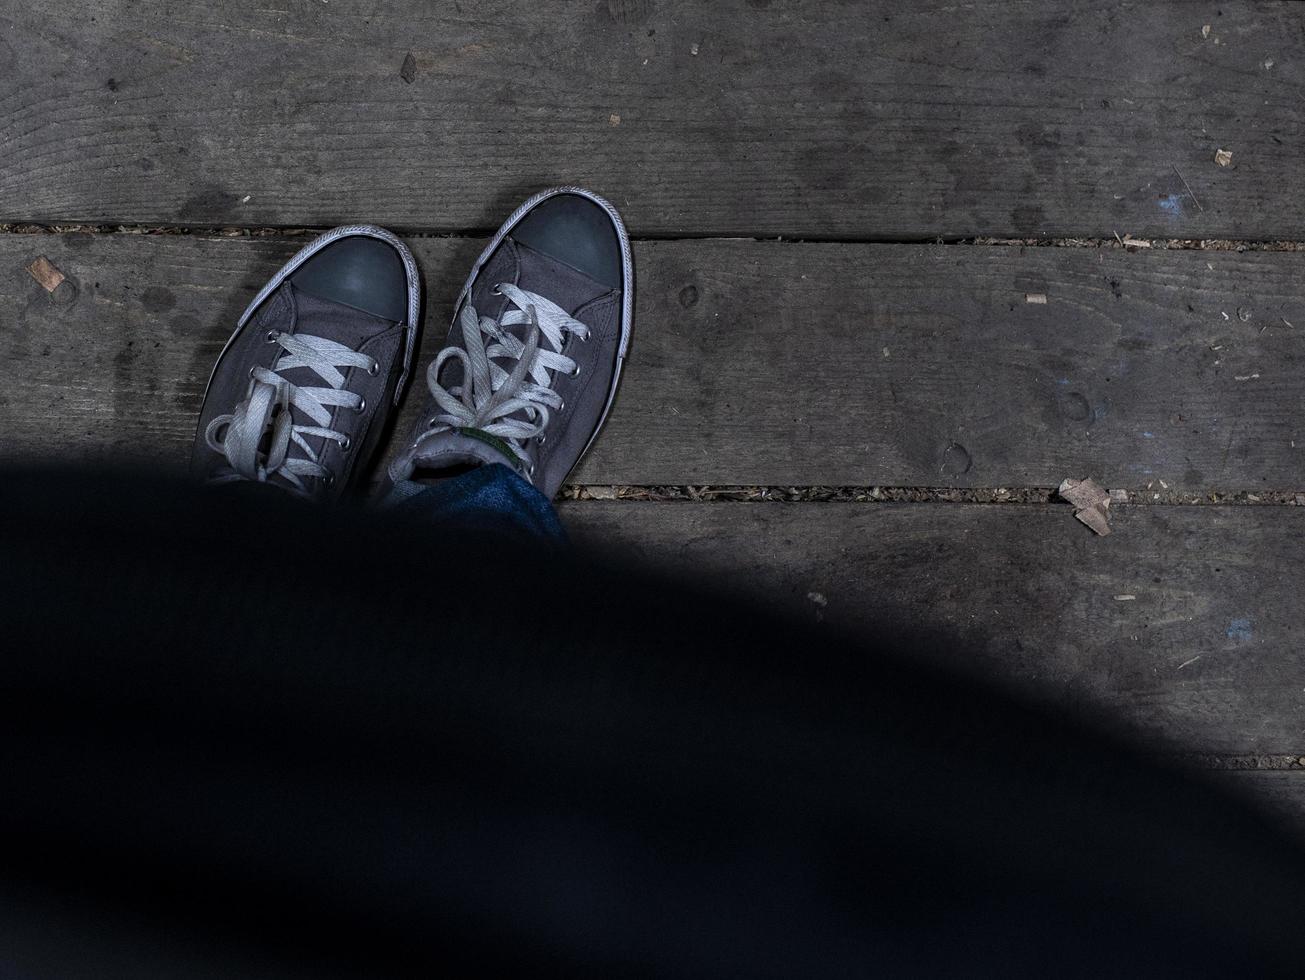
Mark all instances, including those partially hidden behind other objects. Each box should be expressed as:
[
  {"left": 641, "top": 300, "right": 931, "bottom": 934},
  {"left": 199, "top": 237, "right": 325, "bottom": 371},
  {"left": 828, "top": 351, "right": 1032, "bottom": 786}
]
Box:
[
  {"left": 558, "top": 486, "right": 1305, "bottom": 506},
  {"left": 3, "top": 222, "right": 1305, "bottom": 253}
]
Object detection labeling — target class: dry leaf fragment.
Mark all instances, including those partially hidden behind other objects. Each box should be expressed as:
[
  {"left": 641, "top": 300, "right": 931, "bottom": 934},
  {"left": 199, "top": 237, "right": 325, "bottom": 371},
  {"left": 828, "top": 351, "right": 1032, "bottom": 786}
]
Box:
[
  {"left": 1214, "top": 148, "right": 1233, "bottom": 167},
  {"left": 1059, "top": 477, "right": 1113, "bottom": 536}
]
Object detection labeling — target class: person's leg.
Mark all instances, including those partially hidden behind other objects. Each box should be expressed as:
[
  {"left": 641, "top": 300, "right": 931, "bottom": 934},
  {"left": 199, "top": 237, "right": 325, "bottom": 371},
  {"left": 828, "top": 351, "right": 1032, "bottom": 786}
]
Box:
[{"left": 384, "top": 462, "right": 566, "bottom": 542}]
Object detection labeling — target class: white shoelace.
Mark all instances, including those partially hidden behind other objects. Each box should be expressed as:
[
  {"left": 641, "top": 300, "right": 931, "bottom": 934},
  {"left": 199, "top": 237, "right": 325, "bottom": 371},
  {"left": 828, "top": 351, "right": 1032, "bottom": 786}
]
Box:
[
  {"left": 205, "top": 331, "right": 377, "bottom": 493},
  {"left": 418, "top": 283, "right": 590, "bottom": 471}
]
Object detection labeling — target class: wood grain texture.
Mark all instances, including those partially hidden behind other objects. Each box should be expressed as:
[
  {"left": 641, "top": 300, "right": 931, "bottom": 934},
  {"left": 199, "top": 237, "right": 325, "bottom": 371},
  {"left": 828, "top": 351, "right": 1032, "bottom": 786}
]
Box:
[
  {"left": 1221, "top": 772, "right": 1305, "bottom": 839},
  {"left": 560, "top": 501, "right": 1305, "bottom": 754},
  {"left": 2, "top": 233, "right": 1304, "bottom": 489},
  {"left": 1, "top": 1, "right": 1301, "bottom": 238}
]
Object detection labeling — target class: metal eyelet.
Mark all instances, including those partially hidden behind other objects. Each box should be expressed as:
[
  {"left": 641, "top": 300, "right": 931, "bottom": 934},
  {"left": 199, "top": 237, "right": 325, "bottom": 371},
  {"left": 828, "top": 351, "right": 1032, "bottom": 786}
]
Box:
[
  {"left": 355, "top": 397, "right": 366, "bottom": 414},
  {"left": 266, "top": 331, "right": 278, "bottom": 343},
  {"left": 248, "top": 366, "right": 256, "bottom": 378},
  {"left": 537, "top": 433, "right": 547, "bottom": 445},
  {"left": 428, "top": 417, "right": 439, "bottom": 428},
  {"left": 491, "top": 284, "right": 504, "bottom": 296},
  {"left": 367, "top": 360, "right": 380, "bottom": 376},
  {"left": 527, "top": 464, "right": 536, "bottom": 477},
  {"left": 340, "top": 436, "right": 351, "bottom": 452},
  {"left": 323, "top": 473, "right": 335, "bottom": 488},
  {"left": 569, "top": 365, "right": 581, "bottom": 378}
]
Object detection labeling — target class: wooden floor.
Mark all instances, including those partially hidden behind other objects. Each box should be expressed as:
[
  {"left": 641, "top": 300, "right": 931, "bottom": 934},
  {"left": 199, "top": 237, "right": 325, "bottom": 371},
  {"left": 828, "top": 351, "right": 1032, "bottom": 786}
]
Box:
[{"left": 3, "top": 1, "right": 1304, "bottom": 828}]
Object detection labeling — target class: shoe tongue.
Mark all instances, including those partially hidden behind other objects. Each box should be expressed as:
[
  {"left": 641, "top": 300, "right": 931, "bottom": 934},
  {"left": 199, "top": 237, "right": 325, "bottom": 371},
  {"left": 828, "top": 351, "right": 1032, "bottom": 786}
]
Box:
[{"left": 406, "top": 429, "right": 519, "bottom": 476}]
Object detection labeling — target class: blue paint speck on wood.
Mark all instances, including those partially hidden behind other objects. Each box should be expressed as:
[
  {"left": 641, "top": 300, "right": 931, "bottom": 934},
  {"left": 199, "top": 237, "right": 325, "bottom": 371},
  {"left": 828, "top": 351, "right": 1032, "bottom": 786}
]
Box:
[
  {"left": 1159, "top": 194, "right": 1184, "bottom": 216},
  {"left": 1227, "top": 618, "right": 1253, "bottom": 642}
]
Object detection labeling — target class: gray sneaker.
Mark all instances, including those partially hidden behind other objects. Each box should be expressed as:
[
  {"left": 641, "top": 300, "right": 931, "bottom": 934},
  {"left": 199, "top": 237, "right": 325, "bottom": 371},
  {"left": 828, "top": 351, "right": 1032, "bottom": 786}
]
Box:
[
  {"left": 191, "top": 226, "right": 421, "bottom": 499},
  {"left": 387, "top": 187, "right": 634, "bottom": 498}
]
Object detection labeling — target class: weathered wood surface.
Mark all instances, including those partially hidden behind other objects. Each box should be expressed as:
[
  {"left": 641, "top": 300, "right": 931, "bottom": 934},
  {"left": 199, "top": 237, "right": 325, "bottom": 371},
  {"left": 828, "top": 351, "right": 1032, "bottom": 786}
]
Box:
[
  {"left": 1221, "top": 772, "right": 1305, "bottom": 839},
  {"left": 561, "top": 501, "right": 1305, "bottom": 755},
  {"left": 1, "top": 1, "right": 1301, "bottom": 239},
  {"left": 3, "top": 233, "right": 1303, "bottom": 490}
]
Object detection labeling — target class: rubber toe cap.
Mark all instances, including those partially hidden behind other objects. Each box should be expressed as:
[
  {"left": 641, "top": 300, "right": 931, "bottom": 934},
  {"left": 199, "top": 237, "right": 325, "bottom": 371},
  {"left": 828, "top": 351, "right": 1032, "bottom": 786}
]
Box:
[
  {"left": 289, "top": 236, "right": 408, "bottom": 323},
  {"left": 511, "top": 195, "right": 623, "bottom": 289}
]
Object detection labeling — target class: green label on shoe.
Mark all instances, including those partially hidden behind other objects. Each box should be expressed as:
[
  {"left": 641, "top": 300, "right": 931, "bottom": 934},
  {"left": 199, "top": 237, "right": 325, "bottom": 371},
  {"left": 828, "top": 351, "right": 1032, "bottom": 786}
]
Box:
[{"left": 455, "top": 428, "right": 520, "bottom": 468}]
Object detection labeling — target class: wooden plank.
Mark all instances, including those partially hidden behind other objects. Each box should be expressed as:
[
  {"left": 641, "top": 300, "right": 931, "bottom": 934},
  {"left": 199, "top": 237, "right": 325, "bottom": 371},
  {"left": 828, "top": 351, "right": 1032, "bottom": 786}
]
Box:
[
  {"left": 560, "top": 501, "right": 1305, "bottom": 755},
  {"left": 2, "top": 233, "right": 1303, "bottom": 490},
  {"left": 1221, "top": 772, "right": 1305, "bottom": 840},
  {"left": 1, "top": 1, "right": 1301, "bottom": 238}
]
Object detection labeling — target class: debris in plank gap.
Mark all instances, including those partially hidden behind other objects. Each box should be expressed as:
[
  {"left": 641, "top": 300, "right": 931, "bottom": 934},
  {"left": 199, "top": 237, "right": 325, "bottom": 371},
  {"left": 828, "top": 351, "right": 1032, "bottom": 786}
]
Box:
[
  {"left": 26, "top": 256, "right": 65, "bottom": 292},
  {"left": 1234, "top": 373, "right": 1260, "bottom": 382},
  {"left": 1114, "top": 594, "right": 1137, "bottom": 601},
  {"left": 400, "top": 52, "right": 417, "bottom": 84},
  {"left": 1025, "top": 293, "right": 1048, "bottom": 304},
  {"left": 1109, "top": 488, "right": 1129, "bottom": 504},
  {"left": 1058, "top": 477, "right": 1113, "bottom": 536},
  {"left": 1214, "top": 148, "right": 1233, "bottom": 167},
  {"left": 584, "top": 485, "right": 618, "bottom": 500}
]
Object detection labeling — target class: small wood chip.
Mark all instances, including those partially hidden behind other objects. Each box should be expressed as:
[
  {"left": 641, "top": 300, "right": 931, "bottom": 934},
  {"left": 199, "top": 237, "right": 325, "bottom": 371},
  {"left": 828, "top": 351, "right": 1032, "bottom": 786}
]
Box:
[
  {"left": 608, "top": 113, "right": 621, "bottom": 126},
  {"left": 1201, "top": 24, "right": 1211, "bottom": 38},
  {"left": 26, "top": 256, "right": 65, "bottom": 292},
  {"left": 1214, "top": 148, "right": 1233, "bottom": 167},
  {"left": 1114, "top": 594, "right": 1137, "bottom": 601},
  {"left": 400, "top": 52, "right": 417, "bottom": 83},
  {"left": 1025, "top": 293, "right": 1048, "bottom": 305},
  {"left": 584, "top": 485, "right": 618, "bottom": 500}
]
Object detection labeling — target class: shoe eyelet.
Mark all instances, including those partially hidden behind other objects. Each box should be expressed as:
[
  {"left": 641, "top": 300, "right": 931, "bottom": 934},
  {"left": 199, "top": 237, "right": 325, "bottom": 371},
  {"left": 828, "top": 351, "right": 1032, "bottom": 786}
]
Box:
[
  {"left": 355, "top": 397, "right": 367, "bottom": 414},
  {"left": 537, "top": 433, "right": 547, "bottom": 445},
  {"left": 340, "top": 436, "right": 351, "bottom": 452},
  {"left": 248, "top": 366, "right": 256, "bottom": 378},
  {"left": 527, "top": 464, "right": 536, "bottom": 477},
  {"left": 266, "top": 331, "right": 278, "bottom": 343},
  {"left": 569, "top": 366, "right": 580, "bottom": 378},
  {"left": 323, "top": 473, "right": 335, "bottom": 488},
  {"left": 491, "top": 284, "right": 504, "bottom": 296},
  {"left": 367, "top": 360, "right": 380, "bottom": 376},
  {"left": 428, "top": 417, "right": 439, "bottom": 428}
]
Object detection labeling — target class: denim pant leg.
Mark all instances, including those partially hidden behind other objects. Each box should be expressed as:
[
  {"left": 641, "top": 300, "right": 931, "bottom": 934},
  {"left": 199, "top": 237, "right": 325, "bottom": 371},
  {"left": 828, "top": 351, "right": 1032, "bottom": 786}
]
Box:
[{"left": 383, "top": 462, "right": 566, "bottom": 543}]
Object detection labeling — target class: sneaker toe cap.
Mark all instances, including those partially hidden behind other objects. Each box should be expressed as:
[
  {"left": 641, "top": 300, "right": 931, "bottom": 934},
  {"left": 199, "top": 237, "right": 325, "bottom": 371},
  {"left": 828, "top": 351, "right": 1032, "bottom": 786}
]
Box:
[{"left": 511, "top": 194, "right": 623, "bottom": 289}]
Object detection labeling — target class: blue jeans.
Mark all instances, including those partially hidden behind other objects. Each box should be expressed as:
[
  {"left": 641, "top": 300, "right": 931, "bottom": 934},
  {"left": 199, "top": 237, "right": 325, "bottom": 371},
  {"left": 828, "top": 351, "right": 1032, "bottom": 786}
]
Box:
[{"left": 385, "top": 463, "right": 565, "bottom": 543}]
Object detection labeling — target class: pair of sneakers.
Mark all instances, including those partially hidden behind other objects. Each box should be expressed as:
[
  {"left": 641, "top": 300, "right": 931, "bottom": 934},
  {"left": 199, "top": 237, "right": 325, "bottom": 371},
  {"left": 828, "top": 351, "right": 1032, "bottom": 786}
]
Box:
[{"left": 191, "top": 187, "right": 634, "bottom": 501}]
